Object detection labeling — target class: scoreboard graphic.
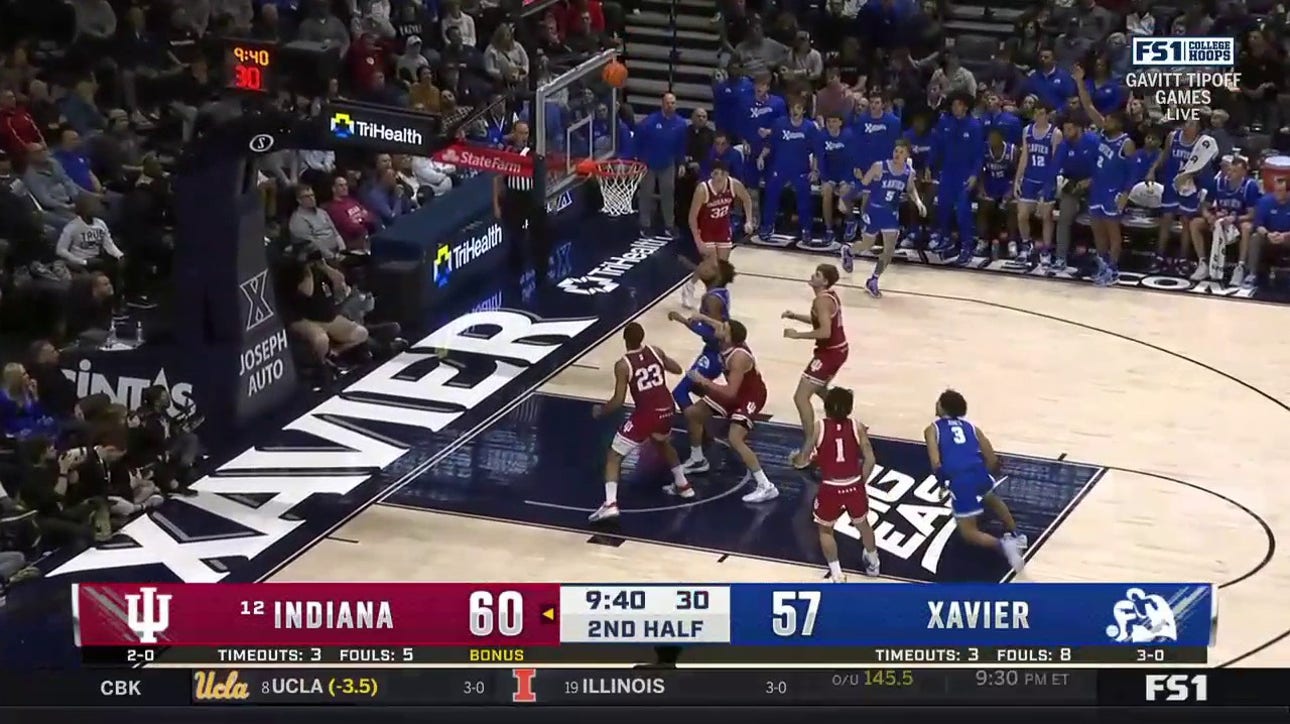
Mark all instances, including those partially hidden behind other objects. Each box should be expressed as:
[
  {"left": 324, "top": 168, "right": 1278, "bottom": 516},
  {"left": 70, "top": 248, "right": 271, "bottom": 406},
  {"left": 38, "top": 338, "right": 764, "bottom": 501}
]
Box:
[{"left": 73, "top": 582, "right": 1215, "bottom": 666}]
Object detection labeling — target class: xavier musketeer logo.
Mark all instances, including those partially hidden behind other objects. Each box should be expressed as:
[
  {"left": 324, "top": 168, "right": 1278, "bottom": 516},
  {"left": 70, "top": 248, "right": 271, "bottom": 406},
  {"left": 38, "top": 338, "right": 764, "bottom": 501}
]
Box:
[
  {"left": 1106, "top": 588, "right": 1178, "bottom": 643},
  {"left": 125, "top": 586, "right": 173, "bottom": 643},
  {"left": 240, "top": 270, "right": 275, "bottom": 332}
]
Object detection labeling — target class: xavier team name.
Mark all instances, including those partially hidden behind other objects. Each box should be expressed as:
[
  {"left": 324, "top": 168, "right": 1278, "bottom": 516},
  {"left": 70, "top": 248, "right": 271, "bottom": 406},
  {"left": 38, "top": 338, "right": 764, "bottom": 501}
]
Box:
[
  {"left": 1124, "top": 71, "right": 1242, "bottom": 123},
  {"left": 927, "top": 600, "right": 1030, "bottom": 629}
]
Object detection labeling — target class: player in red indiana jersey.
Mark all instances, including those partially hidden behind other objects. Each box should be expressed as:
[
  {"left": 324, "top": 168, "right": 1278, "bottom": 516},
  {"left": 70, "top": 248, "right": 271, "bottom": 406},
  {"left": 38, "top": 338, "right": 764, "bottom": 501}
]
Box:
[
  {"left": 590, "top": 322, "right": 693, "bottom": 522},
  {"left": 681, "top": 161, "right": 754, "bottom": 309},
  {"left": 680, "top": 319, "right": 779, "bottom": 503},
  {"left": 813, "top": 387, "right": 880, "bottom": 582},
  {"left": 782, "top": 263, "right": 848, "bottom": 469}
]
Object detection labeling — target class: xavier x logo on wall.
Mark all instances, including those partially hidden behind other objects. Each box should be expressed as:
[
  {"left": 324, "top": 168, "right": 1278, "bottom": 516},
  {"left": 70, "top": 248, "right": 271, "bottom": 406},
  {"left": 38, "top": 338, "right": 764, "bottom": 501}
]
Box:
[{"left": 240, "top": 270, "right": 275, "bottom": 332}]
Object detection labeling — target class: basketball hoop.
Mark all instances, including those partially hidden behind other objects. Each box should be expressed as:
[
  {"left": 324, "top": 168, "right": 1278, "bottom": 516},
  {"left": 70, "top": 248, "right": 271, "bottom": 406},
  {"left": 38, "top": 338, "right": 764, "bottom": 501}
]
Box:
[{"left": 587, "top": 159, "right": 647, "bottom": 217}]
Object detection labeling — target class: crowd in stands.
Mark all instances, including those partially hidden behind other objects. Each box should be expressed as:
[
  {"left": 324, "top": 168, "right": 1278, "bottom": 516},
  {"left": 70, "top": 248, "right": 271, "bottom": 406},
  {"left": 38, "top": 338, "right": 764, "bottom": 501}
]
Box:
[
  {"left": 0, "top": 0, "right": 621, "bottom": 595},
  {"left": 630, "top": 0, "right": 1290, "bottom": 292}
]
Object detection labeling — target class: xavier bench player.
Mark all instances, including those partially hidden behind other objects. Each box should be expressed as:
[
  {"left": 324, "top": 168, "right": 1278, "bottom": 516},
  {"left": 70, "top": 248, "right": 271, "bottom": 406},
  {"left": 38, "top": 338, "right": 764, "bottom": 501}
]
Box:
[
  {"left": 813, "top": 387, "right": 881, "bottom": 582},
  {"left": 590, "top": 323, "right": 693, "bottom": 522},
  {"left": 1013, "top": 102, "right": 1061, "bottom": 268},
  {"left": 924, "top": 389, "right": 1027, "bottom": 573}
]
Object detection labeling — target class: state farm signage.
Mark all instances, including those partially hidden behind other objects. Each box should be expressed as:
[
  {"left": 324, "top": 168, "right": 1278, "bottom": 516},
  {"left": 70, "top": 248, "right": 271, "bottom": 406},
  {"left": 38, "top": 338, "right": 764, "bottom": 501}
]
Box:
[{"left": 433, "top": 143, "right": 533, "bottom": 177}]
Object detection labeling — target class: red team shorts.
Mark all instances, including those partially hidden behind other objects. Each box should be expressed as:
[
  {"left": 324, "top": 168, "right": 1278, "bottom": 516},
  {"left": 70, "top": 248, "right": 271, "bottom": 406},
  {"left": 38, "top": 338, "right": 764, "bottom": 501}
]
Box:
[
  {"left": 813, "top": 477, "right": 870, "bottom": 526},
  {"left": 697, "top": 235, "right": 734, "bottom": 254},
  {"left": 702, "top": 386, "right": 767, "bottom": 429},
  {"left": 803, "top": 345, "right": 849, "bottom": 386},
  {"left": 611, "top": 406, "right": 675, "bottom": 456}
]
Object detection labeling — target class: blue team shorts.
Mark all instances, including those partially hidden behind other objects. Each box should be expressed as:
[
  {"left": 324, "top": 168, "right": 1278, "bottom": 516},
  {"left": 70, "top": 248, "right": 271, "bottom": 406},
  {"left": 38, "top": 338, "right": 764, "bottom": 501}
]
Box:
[
  {"left": 691, "top": 348, "right": 722, "bottom": 380},
  {"left": 947, "top": 471, "right": 995, "bottom": 518},
  {"left": 1160, "top": 182, "right": 1203, "bottom": 216},
  {"left": 1088, "top": 187, "right": 1123, "bottom": 219},
  {"left": 1018, "top": 177, "right": 1056, "bottom": 204},
  {"left": 863, "top": 206, "right": 901, "bottom": 235}
]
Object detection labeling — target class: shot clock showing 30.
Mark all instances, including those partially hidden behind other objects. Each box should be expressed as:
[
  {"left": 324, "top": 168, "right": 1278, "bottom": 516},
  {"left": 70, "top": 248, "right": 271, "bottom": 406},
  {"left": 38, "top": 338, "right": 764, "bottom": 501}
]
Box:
[{"left": 226, "top": 40, "right": 277, "bottom": 94}]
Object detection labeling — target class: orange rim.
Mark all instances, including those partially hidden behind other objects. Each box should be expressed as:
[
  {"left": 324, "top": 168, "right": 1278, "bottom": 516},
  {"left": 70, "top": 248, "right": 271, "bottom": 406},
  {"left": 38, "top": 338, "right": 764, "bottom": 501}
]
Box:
[{"left": 592, "top": 159, "right": 646, "bottom": 179}]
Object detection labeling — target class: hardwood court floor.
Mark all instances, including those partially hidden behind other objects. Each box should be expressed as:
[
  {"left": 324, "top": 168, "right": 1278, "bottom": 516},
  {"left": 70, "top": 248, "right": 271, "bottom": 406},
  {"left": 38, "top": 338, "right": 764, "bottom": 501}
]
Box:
[{"left": 275, "top": 246, "right": 1290, "bottom": 667}]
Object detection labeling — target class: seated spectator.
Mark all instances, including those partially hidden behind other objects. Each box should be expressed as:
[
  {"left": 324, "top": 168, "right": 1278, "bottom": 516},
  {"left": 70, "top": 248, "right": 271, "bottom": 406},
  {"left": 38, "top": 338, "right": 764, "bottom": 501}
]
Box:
[
  {"left": 85, "top": 110, "right": 140, "bottom": 190},
  {"left": 297, "top": 0, "right": 351, "bottom": 57},
  {"left": 397, "top": 153, "right": 454, "bottom": 201},
  {"left": 287, "top": 257, "right": 371, "bottom": 367},
  {"left": 734, "top": 17, "right": 788, "bottom": 80},
  {"left": 392, "top": 0, "right": 433, "bottom": 48},
  {"left": 441, "top": 26, "right": 486, "bottom": 81},
  {"left": 214, "top": 0, "right": 255, "bottom": 34},
  {"left": 0, "top": 152, "right": 54, "bottom": 272},
  {"left": 126, "top": 385, "right": 200, "bottom": 496},
  {"left": 362, "top": 70, "right": 405, "bottom": 106},
  {"left": 170, "top": 57, "right": 222, "bottom": 142},
  {"left": 559, "top": 0, "right": 605, "bottom": 37},
  {"left": 52, "top": 127, "right": 104, "bottom": 195},
  {"left": 352, "top": 0, "right": 396, "bottom": 39},
  {"left": 59, "top": 427, "right": 128, "bottom": 540},
  {"left": 24, "top": 80, "right": 64, "bottom": 138},
  {"left": 1124, "top": 0, "right": 1155, "bottom": 36},
  {"left": 1236, "top": 30, "right": 1284, "bottom": 132},
  {"left": 24, "top": 340, "right": 76, "bottom": 419},
  {"left": 485, "top": 23, "right": 530, "bottom": 87},
  {"left": 57, "top": 195, "right": 123, "bottom": 281},
  {"left": 396, "top": 36, "right": 433, "bottom": 85},
  {"left": 14, "top": 436, "right": 103, "bottom": 547},
  {"left": 907, "top": 0, "right": 944, "bottom": 59},
  {"left": 114, "top": 5, "right": 169, "bottom": 126},
  {"left": 930, "top": 51, "right": 976, "bottom": 101},
  {"left": 566, "top": 7, "right": 606, "bottom": 54},
  {"left": 361, "top": 167, "right": 417, "bottom": 225},
  {"left": 408, "top": 67, "right": 442, "bottom": 112},
  {"left": 1025, "top": 47, "right": 1078, "bottom": 113},
  {"left": 348, "top": 27, "right": 387, "bottom": 95},
  {"left": 767, "top": 9, "right": 800, "bottom": 47},
  {"left": 58, "top": 78, "right": 107, "bottom": 138},
  {"left": 71, "top": 0, "right": 119, "bottom": 62},
  {"left": 324, "top": 175, "right": 378, "bottom": 251},
  {"left": 441, "top": 0, "right": 477, "bottom": 47},
  {"left": 60, "top": 271, "right": 116, "bottom": 342},
  {"left": 23, "top": 142, "right": 84, "bottom": 227},
  {"left": 298, "top": 147, "right": 337, "bottom": 189},
  {"left": 0, "top": 363, "right": 58, "bottom": 440},
  {"left": 0, "top": 88, "right": 44, "bottom": 157},
  {"left": 535, "top": 14, "right": 571, "bottom": 58},
  {"left": 289, "top": 184, "right": 346, "bottom": 259},
  {"left": 253, "top": 2, "right": 290, "bottom": 41},
  {"left": 781, "top": 31, "right": 822, "bottom": 87}
]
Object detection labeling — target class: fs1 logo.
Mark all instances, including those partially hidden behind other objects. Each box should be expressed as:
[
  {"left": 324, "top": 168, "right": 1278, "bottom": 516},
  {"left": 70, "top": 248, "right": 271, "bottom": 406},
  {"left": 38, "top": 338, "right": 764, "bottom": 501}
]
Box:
[
  {"left": 1131, "top": 37, "right": 1235, "bottom": 67},
  {"left": 125, "top": 586, "right": 173, "bottom": 643},
  {"left": 1145, "top": 674, "right": 1208, "bottom": 702}
]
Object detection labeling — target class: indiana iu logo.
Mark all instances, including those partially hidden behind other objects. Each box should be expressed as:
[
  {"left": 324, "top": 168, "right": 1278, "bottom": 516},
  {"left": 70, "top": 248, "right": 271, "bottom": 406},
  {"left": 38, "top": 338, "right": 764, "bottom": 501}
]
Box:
[
  {"left": 1106, "top": 587, "right": 1178, "bottom": 643},
  {"left": 125, "top": 586, "right": 173, "bottom": 644}
]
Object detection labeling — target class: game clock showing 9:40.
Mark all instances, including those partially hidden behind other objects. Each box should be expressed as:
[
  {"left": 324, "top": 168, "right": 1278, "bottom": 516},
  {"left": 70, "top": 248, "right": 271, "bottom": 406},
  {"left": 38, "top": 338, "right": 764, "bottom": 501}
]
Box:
[{"left": 226, "top": 40, "right": 277, "bottom": 94}]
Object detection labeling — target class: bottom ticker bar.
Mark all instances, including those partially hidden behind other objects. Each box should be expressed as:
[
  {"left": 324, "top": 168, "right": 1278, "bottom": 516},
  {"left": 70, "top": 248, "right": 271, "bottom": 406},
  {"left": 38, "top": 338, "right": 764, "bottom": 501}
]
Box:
[{"left": 84, "top": 645, "right": 1209, "bottom": 666}]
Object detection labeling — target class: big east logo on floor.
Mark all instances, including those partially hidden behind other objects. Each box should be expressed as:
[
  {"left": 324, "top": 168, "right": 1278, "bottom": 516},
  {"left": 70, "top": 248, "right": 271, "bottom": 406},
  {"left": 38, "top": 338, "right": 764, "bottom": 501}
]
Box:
[{"left": 48, "top": 310, "right": 599, "bottom": 583}]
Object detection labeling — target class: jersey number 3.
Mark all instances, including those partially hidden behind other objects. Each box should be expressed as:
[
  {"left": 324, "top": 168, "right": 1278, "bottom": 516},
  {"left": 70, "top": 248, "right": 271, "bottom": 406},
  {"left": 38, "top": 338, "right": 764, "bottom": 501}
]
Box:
[{"left": 950, "top": 427, "right": 967, "bottom": 444}]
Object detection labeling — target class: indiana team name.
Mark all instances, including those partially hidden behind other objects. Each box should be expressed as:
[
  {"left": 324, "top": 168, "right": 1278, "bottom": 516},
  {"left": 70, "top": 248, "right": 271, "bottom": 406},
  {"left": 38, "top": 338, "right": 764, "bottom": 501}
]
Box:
[
  {"left": 927, "top": 600, "right": 1030, "bottom": 629},
  {"left": 275, "top": 600, "right": 394, "bottom": 629}
]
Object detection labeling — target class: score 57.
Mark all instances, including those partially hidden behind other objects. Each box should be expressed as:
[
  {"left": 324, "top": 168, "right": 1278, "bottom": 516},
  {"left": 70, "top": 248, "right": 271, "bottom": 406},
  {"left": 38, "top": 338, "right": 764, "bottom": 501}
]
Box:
[{"left": 772, "top": 591, "right": 821, "bottom": 637}]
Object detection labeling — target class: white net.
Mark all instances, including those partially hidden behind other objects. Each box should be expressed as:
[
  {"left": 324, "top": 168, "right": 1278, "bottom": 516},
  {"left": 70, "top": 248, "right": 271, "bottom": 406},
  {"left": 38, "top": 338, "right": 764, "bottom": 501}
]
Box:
[{"left": 593, "top": 160, "right": 647, "bottom": 216}]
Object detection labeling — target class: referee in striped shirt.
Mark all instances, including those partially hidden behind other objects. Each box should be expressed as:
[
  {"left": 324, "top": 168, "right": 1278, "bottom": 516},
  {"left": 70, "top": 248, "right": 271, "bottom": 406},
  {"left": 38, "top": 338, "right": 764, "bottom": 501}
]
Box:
[{"left": 492, "top": 122, "right": 548, "bottom": 283}]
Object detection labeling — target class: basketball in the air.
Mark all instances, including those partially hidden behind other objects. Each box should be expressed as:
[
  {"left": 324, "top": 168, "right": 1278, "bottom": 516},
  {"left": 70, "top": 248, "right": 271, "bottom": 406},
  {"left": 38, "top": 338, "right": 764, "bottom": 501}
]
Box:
[{"left": 602, "top": 60, "right": 628, "bottom": 88}]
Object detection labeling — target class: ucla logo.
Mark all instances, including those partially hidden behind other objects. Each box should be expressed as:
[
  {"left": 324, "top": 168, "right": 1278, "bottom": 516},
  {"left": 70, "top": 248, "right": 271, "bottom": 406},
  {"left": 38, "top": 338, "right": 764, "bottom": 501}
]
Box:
[
  {"left": 1106, "top": 587, "right": 1178, "bottom": 643},
  {"left": 125, "top": 586, "right": 173, "bottom": 644}
]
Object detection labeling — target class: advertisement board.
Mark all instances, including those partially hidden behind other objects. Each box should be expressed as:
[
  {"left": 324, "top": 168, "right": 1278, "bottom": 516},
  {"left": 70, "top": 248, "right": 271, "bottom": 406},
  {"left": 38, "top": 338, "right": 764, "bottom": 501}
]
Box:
[{"left": 320, "top": 102, "right": 441, "bottom": 154}]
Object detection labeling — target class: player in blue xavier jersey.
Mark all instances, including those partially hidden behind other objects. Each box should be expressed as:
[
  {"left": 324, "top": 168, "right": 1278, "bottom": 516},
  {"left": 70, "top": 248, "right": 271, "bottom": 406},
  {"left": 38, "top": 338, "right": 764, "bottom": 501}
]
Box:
[
  {"left": 667, "top": 259, "right": 736, "bottom": 411},
  {"left": 1190, "top": 156, "right": 1262, "bottom": 289},
  {"left": 923, "top": 390, "right": 1027, "bottom": 573},
  {"left": 817, "top": 114, "right": 858, "bottom": 245},
  {"left": 844, "top": 140, "right": 927, "bottom": 298},
  {"left": 739, "top": 76, "right": 787, "bottom": 220},
  {"left": 1013, "top": 103, "right": 1061, "bottom": 267},
  {"left": 1074, "top": 63, "right": 1136, "bottom": 287},
  {"left": 977, "top": 128, "right": 1017, "bottom": 259},
  {"left": 900, "top": 112, "right": 936, "bottom": 246},
  {"left": 1145, "top": 120, "right": 1210, "bottom": 275},
  {"left": 759, "top": 98, "right": 821, "bottom": 244}
]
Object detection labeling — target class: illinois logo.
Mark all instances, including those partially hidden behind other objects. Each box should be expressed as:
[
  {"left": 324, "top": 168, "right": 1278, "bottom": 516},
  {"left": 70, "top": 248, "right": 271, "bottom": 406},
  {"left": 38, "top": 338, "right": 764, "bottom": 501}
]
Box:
[
  {"left": 125, "top": 586, "right": 173, "bottom": 644},
  {"left": 1105, "top": 587, "right": 1178, "bottom": 643}
]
